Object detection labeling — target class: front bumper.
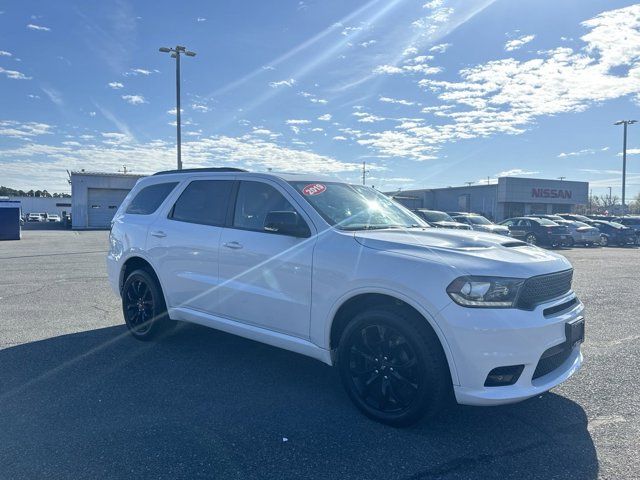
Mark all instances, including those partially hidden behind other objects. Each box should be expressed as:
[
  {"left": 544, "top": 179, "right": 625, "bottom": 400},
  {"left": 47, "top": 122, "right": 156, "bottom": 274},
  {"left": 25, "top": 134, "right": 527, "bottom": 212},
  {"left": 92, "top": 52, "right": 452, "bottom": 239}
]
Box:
[{"left": 437, "top": 293, "right": 584, "bottom": 406}]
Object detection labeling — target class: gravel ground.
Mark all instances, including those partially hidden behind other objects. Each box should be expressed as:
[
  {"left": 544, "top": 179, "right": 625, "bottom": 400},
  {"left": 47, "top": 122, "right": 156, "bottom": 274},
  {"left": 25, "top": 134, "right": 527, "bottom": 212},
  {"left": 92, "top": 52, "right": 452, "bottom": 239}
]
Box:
[{"left": 0, "top": 230, "right": 638, "bottom": 480}]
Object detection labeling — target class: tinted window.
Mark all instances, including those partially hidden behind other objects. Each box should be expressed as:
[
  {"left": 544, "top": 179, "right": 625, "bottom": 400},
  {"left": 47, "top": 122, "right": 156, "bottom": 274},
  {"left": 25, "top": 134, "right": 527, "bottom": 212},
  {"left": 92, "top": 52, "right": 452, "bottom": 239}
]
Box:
[
  {"left": 170, "top": 180, "right": 233, "bottom": 226},
  {"left": 126, "top": 182, "right": 178, "bottom": 215},
  {"left": 233, "top": 181, "right": 298, "bottom": 231}
]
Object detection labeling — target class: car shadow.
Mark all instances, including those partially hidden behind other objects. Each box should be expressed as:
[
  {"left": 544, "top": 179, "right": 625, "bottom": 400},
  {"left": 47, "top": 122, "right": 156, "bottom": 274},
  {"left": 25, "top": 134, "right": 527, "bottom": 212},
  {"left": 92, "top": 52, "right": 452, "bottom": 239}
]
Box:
[{"left": 0, "top": 324, "right": 598, "bottom": 480}]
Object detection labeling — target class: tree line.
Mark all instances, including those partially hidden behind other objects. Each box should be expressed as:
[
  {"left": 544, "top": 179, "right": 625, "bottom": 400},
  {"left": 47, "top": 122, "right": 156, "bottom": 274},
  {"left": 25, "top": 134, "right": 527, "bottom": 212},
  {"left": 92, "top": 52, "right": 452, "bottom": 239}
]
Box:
[{"left": 0, "top": 186, "right": 71, "bottom": 198}]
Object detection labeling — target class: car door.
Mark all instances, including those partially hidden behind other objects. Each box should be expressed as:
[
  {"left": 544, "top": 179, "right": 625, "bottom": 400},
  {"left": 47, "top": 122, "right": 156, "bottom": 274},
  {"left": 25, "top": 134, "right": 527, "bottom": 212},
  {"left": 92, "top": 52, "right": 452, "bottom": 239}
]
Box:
[
  {"left": 147, "top": 178, "right": 234, "bottom": 313},
  {"left": 217, "top": 179, "right": 314, "bottom": 339}
]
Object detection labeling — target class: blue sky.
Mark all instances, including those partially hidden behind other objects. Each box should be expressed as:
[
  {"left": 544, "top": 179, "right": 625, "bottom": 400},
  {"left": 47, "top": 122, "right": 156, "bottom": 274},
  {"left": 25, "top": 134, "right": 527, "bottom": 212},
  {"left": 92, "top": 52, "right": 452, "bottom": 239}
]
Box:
[{"left": 1, "top": 0, "right": 639, "bottom": 197}]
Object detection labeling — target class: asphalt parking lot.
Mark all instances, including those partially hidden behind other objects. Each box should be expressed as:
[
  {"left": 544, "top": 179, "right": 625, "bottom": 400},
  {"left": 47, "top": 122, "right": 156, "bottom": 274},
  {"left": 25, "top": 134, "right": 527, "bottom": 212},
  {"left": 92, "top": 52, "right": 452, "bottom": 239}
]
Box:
[{"left": 0, "top": 231, "right": 638, "bottom": 480}]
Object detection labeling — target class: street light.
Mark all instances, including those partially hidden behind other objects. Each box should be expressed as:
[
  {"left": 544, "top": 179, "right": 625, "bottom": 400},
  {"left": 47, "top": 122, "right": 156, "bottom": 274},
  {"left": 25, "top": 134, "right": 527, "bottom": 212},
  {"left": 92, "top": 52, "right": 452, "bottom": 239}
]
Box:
[
  {"left": 159, "top": 45, "right": 197, "bottom": 170},
  {"left": 614, "top": 119, "right": 637, "bottom": 214}
]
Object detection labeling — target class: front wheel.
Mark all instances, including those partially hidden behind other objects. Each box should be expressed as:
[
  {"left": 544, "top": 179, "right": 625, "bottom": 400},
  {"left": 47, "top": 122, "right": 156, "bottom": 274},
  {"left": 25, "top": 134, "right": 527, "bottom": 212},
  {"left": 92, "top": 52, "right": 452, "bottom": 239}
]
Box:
[
  {"left": 122, "top": 269, "right": 171, "bottom": 340},
  {"left": 565, "top": 237, "right": 575, "bottom": 248},
  {"left": 337, "top": 307, "right": 451, "bottom": 427},
  {"left": 524, "top": 233, "right": 538, "bottom": 245},
  {"left": 600, "top": 235, "right": 609, "bottom": 247}
]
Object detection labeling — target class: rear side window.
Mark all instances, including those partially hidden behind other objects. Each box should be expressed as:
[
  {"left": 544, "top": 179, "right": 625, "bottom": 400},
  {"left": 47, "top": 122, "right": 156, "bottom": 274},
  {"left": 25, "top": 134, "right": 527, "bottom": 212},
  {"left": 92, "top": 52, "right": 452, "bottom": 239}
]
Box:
[
  {"left": 169, "top": 180, "right": 234, "bottom": 226},
  {"left": 126, "top": 182, "right": 178, "bottom": 215}
]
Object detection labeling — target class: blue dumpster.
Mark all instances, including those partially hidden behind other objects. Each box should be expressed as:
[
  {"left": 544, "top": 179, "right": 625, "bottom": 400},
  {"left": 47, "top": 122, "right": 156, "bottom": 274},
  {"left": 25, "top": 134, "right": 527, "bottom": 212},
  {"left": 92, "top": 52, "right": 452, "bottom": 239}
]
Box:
[{"left": 0, "top": 200, "right": 21, "bottom": 240}]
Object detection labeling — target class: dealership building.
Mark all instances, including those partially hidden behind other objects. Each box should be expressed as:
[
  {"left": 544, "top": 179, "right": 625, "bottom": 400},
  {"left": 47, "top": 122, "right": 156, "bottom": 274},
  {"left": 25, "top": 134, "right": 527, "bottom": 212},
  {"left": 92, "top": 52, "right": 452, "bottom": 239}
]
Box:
[
  {"left": 71, "top": 171, "right": 145, "bottom": 229},
  {"left": 390, "top": 177, "right": 589, "bottom": 221}
]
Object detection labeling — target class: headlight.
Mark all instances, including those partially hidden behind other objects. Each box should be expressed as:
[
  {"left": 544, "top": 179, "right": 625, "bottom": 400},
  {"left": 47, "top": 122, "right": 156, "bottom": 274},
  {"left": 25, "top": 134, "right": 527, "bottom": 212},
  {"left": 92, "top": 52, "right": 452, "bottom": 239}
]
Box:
[{"left": 446, "top": 276, "right": 524, "bottom": 308}]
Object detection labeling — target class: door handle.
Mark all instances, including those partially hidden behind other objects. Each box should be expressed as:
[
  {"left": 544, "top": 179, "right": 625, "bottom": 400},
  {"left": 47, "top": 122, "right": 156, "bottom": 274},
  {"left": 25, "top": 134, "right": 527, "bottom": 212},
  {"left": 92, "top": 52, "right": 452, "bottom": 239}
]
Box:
[
  {"left": 223, "top": 241, "right": 243, "bottom": 250},
  {"left": 150, "top": 230, "right": 167, "bottom": 238}
]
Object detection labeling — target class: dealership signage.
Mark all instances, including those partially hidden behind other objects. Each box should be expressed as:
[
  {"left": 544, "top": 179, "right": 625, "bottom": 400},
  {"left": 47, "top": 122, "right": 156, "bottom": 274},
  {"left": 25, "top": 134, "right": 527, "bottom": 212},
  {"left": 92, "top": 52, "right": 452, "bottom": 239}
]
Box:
[{"left": 531, "top": 188, "right": 572, "bottom": 199}]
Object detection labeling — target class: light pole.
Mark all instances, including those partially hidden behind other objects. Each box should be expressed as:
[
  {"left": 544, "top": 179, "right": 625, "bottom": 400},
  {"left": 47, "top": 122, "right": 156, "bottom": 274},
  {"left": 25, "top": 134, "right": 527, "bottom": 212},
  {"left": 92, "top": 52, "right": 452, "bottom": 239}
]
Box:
[
  {"left": 614, "top": 119, "right": 636, "bottom": 214},
  {"left": 159, "top": 45, "right": 196, "bottom": 170}
]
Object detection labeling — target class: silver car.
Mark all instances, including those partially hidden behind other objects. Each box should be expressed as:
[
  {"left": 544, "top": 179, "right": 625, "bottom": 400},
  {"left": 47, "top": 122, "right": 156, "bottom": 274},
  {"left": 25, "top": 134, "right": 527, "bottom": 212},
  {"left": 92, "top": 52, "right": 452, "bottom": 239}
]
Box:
[
  {"left": 452, "top": 214, "right": 510, "bottom": 236},
  {"left": 555, "top": 219, "right": 601, "bottom": 246}
]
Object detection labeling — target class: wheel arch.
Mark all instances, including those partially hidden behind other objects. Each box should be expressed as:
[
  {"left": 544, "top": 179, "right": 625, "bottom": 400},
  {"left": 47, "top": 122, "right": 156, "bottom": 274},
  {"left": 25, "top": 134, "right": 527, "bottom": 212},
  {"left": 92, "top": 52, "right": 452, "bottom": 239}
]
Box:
[
  {"left": 327, "top": 291, "right": 459, "bottom": 385},
  {"left": 120, "top": 255, "right": 161, "bottom": 295}
]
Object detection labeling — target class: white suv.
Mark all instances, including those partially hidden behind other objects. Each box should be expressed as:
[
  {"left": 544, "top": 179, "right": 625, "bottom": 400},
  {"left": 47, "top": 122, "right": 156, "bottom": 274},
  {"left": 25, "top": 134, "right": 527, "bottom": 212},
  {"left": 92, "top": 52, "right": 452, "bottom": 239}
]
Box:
[{"left": 107, "top": 168, "right": 584, "bottom": 426}]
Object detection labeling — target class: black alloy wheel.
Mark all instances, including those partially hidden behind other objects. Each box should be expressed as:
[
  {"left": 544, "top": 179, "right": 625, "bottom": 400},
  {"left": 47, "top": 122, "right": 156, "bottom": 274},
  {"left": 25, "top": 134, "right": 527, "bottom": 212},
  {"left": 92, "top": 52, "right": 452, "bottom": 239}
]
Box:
[
  {"left": 122, "top": 269, "right": 171, "bottom": 340},
  {"left": 338, "top": 307, "right": 450, "bottom": 427}
]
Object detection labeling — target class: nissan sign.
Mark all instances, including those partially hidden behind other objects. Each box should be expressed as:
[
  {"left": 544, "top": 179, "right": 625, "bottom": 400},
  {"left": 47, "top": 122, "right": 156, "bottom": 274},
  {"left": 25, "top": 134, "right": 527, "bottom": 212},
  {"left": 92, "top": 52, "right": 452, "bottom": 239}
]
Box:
[{"left": 531, "top": 188, "right": 572, "bottom": 199}]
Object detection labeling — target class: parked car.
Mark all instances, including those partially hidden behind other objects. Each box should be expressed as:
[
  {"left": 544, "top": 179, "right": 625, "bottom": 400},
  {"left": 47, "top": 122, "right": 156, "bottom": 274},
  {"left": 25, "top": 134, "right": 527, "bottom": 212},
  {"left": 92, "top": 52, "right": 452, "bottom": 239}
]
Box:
[
  {"left": 412, "top": 209, "right": 471, "bottom": 230},
  {"left": 47, "top": 214, "right": 61, "bottom": 222},
  {"left": 108, "top": 169, "right": 584, "bottom": 426},
  {"left": 451, "top": 214, "right": 510, "bottom": 236},
  {"left": 589, "top": 220, "right": 637, "bottom": 246},
  {"left": 27, "top": 213, "right": 45, "bottom": 222},
  {"left": 526, "top": 214, "right": 564, "bottom": 222},
  {"left": 617, "top": 216, "right": 640, "bottom": 242},
  {"left": 554, "top": 219, "right": 601, "bottom": 247},
  {"left": 557, "top": 213, "right": 592, "bottom": 223},
  {"left": 499, "top": 217, "right": 571, "bottom": 247}
]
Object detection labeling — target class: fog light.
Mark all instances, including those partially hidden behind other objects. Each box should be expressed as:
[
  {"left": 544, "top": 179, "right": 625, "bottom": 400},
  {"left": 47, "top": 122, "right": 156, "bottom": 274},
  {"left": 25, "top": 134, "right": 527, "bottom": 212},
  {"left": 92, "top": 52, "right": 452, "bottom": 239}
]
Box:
[{"left": 484, "top": 365, "right": 525, "bottom": 387}]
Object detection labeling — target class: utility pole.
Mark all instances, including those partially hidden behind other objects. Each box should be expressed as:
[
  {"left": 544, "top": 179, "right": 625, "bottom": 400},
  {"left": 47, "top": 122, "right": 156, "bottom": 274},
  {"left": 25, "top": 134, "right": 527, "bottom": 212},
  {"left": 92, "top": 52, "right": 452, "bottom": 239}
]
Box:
[
  {"left": 558, "top": 176, "right": 566, "bottom": 181},
  {"left": 159, "top": 45, "right": 197, "bottom": 170},
  {"left": 362, "top": 161, "right": 369, "bottom": 185},
  {"left": 608, "top": 186, "right": 612, "bottom": 206},
  {"left": 465, "top": 182, "right": 474, "bottom": 186},
  {"left": 614, "top": 119, "right": 637, "bottom": 214},
  {"left": 487, "top": 176, "right": 490, "bottom": 185}
]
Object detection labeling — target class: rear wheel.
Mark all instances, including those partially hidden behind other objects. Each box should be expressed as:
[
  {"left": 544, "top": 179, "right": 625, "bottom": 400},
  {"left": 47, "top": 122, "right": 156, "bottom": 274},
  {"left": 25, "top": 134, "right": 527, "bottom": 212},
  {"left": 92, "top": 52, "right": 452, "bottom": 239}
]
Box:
[
  {"left": 122, "top": 269, "right": 171, "bottom": 340},
  {"left": 600, "top": 235, "right": 609, "bottom": 247},
  {"left": 565, "top": 237, "right": 574, "bottom": 248},
  {"left": 337, "top": 307, "right": 451, "bottom": 427}
]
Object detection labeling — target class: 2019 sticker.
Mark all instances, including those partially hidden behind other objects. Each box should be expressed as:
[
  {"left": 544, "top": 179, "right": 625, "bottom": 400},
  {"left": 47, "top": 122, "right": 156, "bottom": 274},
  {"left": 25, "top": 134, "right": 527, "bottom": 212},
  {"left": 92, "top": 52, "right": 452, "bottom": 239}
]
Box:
[{"left": 302, "top": 183, "right": 327, "bottom": 196}]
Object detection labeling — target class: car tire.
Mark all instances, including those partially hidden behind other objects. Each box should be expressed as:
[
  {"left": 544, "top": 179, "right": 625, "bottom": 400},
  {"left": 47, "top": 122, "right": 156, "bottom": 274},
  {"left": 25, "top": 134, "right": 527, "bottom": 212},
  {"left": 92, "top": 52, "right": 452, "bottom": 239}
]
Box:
[
  {"left": 600, "top": 235, "right": 609, "bottom": 247},
  {"left": 337, "top": 306, "right": 451, "bottom": 427},
  {"left": 122, "top": 268, "right": 172, "bottom": 341},
  {"left": 565, "top": 237, "right": 575, "bottom": 248},
  {"left": 524, "top": 233, "right": 538, "bottom": 245}
]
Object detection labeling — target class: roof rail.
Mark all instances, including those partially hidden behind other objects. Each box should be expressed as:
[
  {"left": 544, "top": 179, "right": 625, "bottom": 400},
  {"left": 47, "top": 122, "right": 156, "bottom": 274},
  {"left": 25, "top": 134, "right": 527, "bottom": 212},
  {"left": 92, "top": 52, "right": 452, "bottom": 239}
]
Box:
[{"left": 153, "top": 167, "right": 248, "bottom": 176}]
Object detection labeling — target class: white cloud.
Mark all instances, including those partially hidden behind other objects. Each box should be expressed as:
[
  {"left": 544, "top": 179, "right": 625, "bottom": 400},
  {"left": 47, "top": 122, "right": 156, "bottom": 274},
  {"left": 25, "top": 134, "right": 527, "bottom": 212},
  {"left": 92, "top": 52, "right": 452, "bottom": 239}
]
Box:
[
  {"left": 196, "top": 17, "right": 206, "bottom": 22},
  {"left": 353, "top": 111, "right": 385, "bottom": 123},
  {"left": 122, "top": 94, "right": 147, "bottom": 105},
  {"left": 495, "top": 168, "right": 539, "bottom": 177},
  {"left": 423, "top": 0, "right": 444, "bottom": 8},
  {"left": 360, "top": 40, "right": 377, "bottom": 48},
  {"left": 317, "top": 113, "right": 332, "bottom": 121},
  {"left": 333, "top": 136, "right": 347, "bottom": 141},
  {"left": 0, "top": 67, "right": 31, "bottom": 80},
  {"left": 166, "top": 108, "right": 185, "bottom": 115},
  {"left": 125, "top": 68, "right": 156, "bottom": 76},
  {"left": 0, "top": 50, "right": 12, "bottom": 57},
  {"left": 27, "top": 24, "right": 50, "bottom": 32},
  {"left": 269, "top": 78, "right": 296, "bottom": 88},
  {"left": 108, "top": 81, "right": 124, "bottom": 89},
  {"left": 0, "top": 120, "right": 52, "bottom": 139},
  {"left": 429, "top": 43, "right": 451, "bottom": 53},
  {"left": 379, "top": 96, "right": 415, "bottom": 106},
  {"left": 191, "top": 103, "right": 210, "bottom": 112},
  {"left": 41, "top": 86, "right": 63, "bottom": 106},
  {"left": 505, "top": 34, "right": 535, "bottom": 52},
  {"left": 356, "top": 5, "right": 640, "bottom": 161},
  {"left": 558, "top": 147, "right": 609, "bottom": 158},
  {"left": 286, "top": 119, "right": 311, "bottom": 125},
  {"left": 402, "top": 46, "right": 418, "bottom": 56}
]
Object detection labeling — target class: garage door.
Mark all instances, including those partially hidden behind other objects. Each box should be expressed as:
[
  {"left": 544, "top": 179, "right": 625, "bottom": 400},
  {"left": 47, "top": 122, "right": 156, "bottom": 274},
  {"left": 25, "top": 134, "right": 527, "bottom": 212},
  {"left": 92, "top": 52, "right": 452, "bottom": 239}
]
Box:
[{"left": 87, "top": 188, "right": 130, "bottom": 228}]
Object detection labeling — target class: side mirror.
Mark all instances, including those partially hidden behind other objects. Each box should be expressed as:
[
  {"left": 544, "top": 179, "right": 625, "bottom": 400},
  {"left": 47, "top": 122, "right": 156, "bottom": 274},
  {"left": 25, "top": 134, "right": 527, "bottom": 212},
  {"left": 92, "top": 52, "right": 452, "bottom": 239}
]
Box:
[{"left": 264, "top": 211, "right": 310, "bottom": 238}]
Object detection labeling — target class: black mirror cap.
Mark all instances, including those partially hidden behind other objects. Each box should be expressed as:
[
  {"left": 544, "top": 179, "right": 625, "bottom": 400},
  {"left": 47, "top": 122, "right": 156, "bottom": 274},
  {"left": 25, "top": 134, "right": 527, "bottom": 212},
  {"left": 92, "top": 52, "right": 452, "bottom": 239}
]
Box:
[{"left": 264, "top": 211, "right": 311, "bottom": 238}]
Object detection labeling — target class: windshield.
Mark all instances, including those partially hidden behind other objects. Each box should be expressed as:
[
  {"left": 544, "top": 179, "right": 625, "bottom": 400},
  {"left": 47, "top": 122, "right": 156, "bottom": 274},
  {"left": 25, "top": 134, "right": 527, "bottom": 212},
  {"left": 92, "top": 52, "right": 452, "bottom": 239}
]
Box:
[
  {"left": 574, "top": 221, "right": 591, "bottom": 228},
  {"left": 289, "top": 181, "right": 427, "bottom": 230},
  {"left": 418, "top": 211, "right": 453, "bottom": 222},
  {"left": 465, "top": 216, "right": 492, "bottom": 225}
]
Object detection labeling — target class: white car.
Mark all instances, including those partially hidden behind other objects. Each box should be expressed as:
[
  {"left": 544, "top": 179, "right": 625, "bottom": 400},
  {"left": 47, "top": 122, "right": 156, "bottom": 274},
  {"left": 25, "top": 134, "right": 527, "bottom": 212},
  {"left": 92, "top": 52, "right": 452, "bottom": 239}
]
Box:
[
  {"left": 47, "top": 214, "right": 61, "bottom": 222},
  {"left": 27, "top": 213, "right": 45, "bottom": 222},
  {"left": 107, "top": 168, "right": 584, "bottom": 426}
]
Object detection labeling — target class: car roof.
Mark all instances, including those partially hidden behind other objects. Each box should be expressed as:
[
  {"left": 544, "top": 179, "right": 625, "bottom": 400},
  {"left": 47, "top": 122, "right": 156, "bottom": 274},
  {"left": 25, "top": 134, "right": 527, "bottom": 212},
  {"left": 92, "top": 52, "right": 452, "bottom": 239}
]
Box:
[{"left": 144, "top": 168, "right": 346, "bottom": 185}]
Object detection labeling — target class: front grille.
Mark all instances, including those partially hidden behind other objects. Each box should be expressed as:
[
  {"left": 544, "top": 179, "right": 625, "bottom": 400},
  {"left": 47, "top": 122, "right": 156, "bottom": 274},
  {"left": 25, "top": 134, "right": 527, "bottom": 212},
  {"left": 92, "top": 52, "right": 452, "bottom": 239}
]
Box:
[
  {"left": 532, "top": 344, "right": 573, "bottom": 379},
  {"left": 516, "top": 269, "right": 573, "bottom": 310}
]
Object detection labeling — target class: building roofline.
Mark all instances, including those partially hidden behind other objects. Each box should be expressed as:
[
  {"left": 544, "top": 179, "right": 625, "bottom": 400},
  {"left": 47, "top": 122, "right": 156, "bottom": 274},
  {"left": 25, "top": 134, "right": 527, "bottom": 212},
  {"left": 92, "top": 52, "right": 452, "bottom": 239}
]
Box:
[{"left": 70, "top": 171, "right": 146, "bottom": 178}]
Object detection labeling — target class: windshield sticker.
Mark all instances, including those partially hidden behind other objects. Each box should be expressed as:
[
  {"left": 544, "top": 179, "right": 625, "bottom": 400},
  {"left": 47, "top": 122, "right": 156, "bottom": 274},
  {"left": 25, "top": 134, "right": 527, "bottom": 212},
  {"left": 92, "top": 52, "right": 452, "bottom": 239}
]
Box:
[{"left": 302, "top": 183, "right": 327, "bottom": 196}]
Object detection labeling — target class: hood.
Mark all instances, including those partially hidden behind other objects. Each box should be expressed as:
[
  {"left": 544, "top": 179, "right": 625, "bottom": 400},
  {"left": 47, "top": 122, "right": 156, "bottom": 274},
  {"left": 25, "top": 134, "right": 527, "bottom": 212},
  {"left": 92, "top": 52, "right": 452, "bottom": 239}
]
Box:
[
  {"left": 353, "top": 228, "right": 571, "bottom": 278},
  {"left": 477, "top": 224, "right": 509, "bottom": 233}
]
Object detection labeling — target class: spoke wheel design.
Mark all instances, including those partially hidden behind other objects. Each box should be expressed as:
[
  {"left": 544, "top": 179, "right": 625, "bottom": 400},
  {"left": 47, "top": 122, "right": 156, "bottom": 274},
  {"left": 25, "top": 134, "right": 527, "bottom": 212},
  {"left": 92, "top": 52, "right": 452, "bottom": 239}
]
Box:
[
  {"left": 525, "top": 233, "right": 537, "bottom": 245},
  {"left": 347, "top": 323, "right": 420, "bottom": 414},
  {"left": 124, "top": 277, "right": 154, "bottom": 334}
]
